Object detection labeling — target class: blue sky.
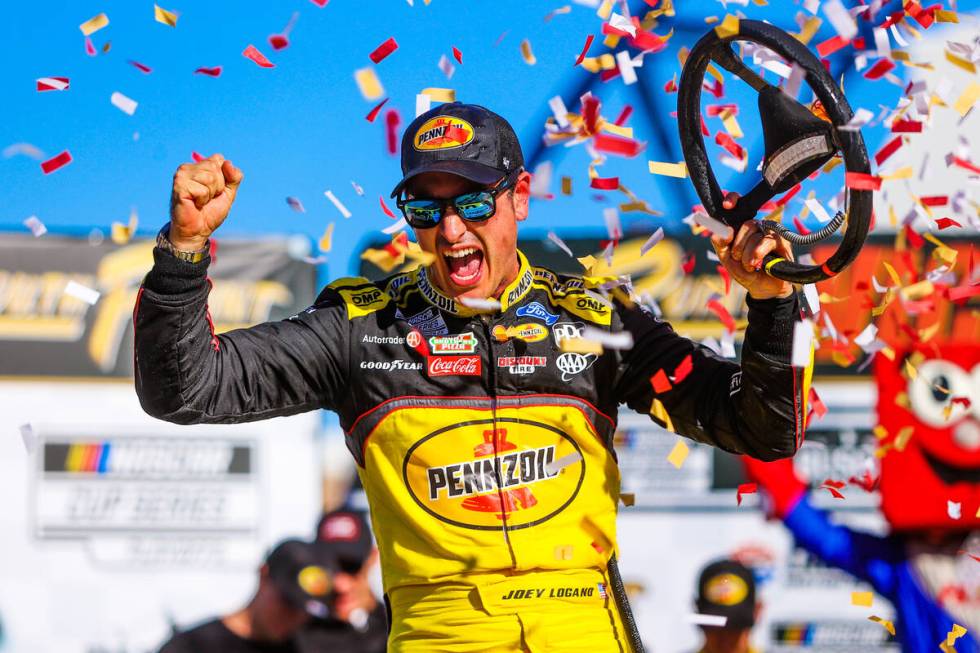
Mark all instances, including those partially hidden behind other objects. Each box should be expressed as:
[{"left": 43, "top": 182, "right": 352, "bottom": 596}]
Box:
[{"left": 2, "top": 0, "right": 974, "bottom": 279}]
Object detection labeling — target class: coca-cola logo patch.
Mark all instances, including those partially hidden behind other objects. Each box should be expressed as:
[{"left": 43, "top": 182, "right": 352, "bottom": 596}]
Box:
[{"left": 427, "top": 355, "right": 482, "bottom": 377}]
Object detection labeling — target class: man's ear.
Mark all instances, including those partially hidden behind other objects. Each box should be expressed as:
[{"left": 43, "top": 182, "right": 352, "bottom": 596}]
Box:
[{"left": 512, "top": 171, "right": 531, "bottom": 222}]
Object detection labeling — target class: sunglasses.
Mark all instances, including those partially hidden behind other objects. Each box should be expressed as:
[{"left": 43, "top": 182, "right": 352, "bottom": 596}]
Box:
[{"left": 397, "top": 169, "right": 522, "bottom": 229}]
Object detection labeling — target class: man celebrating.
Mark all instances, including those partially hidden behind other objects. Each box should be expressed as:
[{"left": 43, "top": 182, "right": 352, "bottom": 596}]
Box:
[{"left": 135, "top": 102, "right": 807, "bottom": 652}]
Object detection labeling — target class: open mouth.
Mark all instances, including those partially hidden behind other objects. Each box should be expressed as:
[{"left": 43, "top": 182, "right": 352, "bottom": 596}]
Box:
[
  {"left": 443, "top": 246, "right": 485, "bottom": 287},
  {"left": 921, "top": 449, "right": 980, "bottom": 485}
]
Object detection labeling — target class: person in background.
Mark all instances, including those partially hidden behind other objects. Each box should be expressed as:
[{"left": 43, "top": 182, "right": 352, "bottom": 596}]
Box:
[
  {"left": 298, "top": 510, "right": 387, "bottom": 653},
  {"left": 158, "top": 539, "right": 333, "bottom": 653},
  {"left": 692, "top": 559, "right": 762, "bottom": 653}
]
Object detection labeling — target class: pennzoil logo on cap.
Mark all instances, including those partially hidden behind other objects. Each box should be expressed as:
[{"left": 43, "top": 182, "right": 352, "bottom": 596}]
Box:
[
  {"left": 297, "top": 565, "right": 331, "bottom": 597},
  {"left": 705, "top": 573, "right": 748, "bottom": 606},
  {"left": 414, "top": 117, "right": 475, "bottom": 151}
]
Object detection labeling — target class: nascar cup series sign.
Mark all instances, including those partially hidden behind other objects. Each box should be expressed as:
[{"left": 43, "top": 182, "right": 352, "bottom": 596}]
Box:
[{"left": 403, "top": 418, "right": 585, "bottom": 530}]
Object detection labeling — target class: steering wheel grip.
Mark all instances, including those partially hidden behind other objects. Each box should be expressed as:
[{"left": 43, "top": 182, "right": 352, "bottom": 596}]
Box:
[{"left": 678, "top": 19, "right": 873, "bottom": 284}]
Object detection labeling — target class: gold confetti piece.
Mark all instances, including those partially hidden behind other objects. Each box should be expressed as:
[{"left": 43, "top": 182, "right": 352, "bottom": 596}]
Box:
[
  {"left": 894, "top": 426, "right": 914, "bottom": 451},
  {"left": 881, "top": 261, "right": 901, "bottom": 287},
  {"left": 720, "top": 110, "right": 743, "bottom": 139},
  {"left": 602, "top": 123, "right": 633, "bottom": 138},
  {"left": 821, "top": 157, "right": 843, "bottom": 173},
  {"left": 354, "top": 67, "right": 384, "bottom": 101},
  {"left": 797, "top": 16, "right": 822, "bottom": 43},
  {"left": 714, "top": 14, "right": 739, "bottom": 39},
  {"left": 620, "top": 493, "right": 635, "bottom": 507},
  {"left": 900, "top": 279, "right": 934, "bottom": 301},
  {"left": 934, "top": 246, "right": 957, "bottom": 267},
  {"left": 704, "top": 16, "right": 719, "bottom": 24},
  {"left": 935, "top": 9, "right": 958, "bottom": 22},
  {"left": 851, "top": 591, "right": 873, "bottom": 607},
  {"left": 879, "top": 166, "right": 913, "bottom": 180},
  {"left": 752, "top": 0, "right": 767, "bottom": 5},
  {"left": 954, "top": 83, "right": 980, "bottom": 117},
  {"left": 154, "top": 4, "right": 178, "bottom": 27},
  {"left": 421, "top": 87, "right": 455, "bottom": 102},
  {"left": 873, "top": 425, "right": 888, "bottom": 440},
  {"left": 603, "top": 34, "right": 621, "bottom": 48},
  {"left": 919, "top": 322, "right": 940, "bottom": 343},
  {"left": 111, "top": 209, "right": 139, "bottom": 245},
  {"left": 561, "top": 176, "right": 572, "bottom": 195},
  {"left": 577, "top": 255, "right": 597, "bottom": 274},
  {"left": 941, "top": 624, "right": 968, "bottom": 652},
  {"left": 648, "top": 160, "right": 688, "bottom": 177},
  {"left": 560, "top": 337, "right": 604, "bottom": 355},
  {"left": 520, "top": 39, "right": 536, "bottom": 65},
  {"left": 554, "top": 545, "right": 574, "bottom": 561},
  {"left": 651, "top": 398, "right": 674, "bottom": 432},
  {"left": 667, "top": 439, "right": 689, "bottom": 468},
  {"left": 80, "top": 13, "right": 109, "bottom": 35},
  {"left": 946, "top": 50, "right": 977, "bottom": 74},
  {"left": 904, "top": 359, "right": 918, "bottom": 380},
  {"left": 319, "top": 222, "right": 335, "bottom": 253},
  {"left": 597, "top": 0, "right": 614, "bottom": 19},
  {"left": 869, "top": 616, "right": 896, "bottom": 636}
]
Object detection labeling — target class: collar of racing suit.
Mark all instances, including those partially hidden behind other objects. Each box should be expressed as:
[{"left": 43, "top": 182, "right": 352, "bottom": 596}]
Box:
[{"left": 416, "top": 249, "right": 536, "bottom": 316}]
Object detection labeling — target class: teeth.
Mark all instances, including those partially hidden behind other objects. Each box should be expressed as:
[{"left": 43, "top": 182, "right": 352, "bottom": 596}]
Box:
[{"left": 445, "top": 247, "right": 479, "bottom": 259}]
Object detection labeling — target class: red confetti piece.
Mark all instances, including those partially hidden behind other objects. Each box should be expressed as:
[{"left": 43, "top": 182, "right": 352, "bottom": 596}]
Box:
[
  {"left": 958, "top": 550, "right": 980, "bottom": 563},
  {"left": 821, "top": 484, "right": 846, "bottom": 499},
  {"left": 736, "top": 483, "right": 757, "bottom": 506},
  {"left": 385, "top": 109, "right": 401, "bottom": 155},
  {"left": 952, "top": 396, "right": 972, "bottom": 409},
  {"left": 365, "top": 97, "right": 389, "bottom": 122},
  {"left": 194, "top": 66, "right": 223, "bottom": 77},
  {"left": 822, "top": 479, "right": 846, "bottom": 489},
  {"left": 816, "top": 35, "right": 850, "bottom": 57},
  {"left": 581, "top": 94, "right": 601, "bottom": 133},
  {"left": 614, "top": 105, "right": 633, "bottom": 126},
  {"left": 775, "top": 183, "right": 802, "bottom": 207},
  {"left": 920, "top": 195, "right": 948, "bottom": 207},
  {"left": 706, "top": 104, "right": 738, "bottom": 117},
  {"left": 949, "top": 284, "right": 980, "bottom": 303},
  {"left": 384, "top": 231, "right": 409, "bottom": 257},
  {"left": 243, "top": 45, "right": 275, "bottom": 68},
  {"left": 310, "top": 0, "right": 329, "bottom": 6},
  {"left": 808, "top": 387, "right": 827, "bottom": 421},
  {"left": 128, "top": 60, "right": 153, "bottom": 74},
  {"left": 452, "top": 46, "right": 463, "bottom": 64},
  {"left": 716, "top": 265, "right": 731, "bottom": 295},
  {"left": 85, "top": 36, "right": 96, "bottom": 57},
  {"left": 845, "top": 171, "right": 882, "bottom": 190},
  {"left": 592, "top": 133, "right": 644, "bottom": 157},
  {"left": 269, "top": 34, "right": 289, "bottom": 51},
  {"left": 863, "top": 58, "right": 896, "bottom": 80},
  {"left": 703, "top": 79, "right": 723, "bottom": 98},
  {"left": 36, "top": 77, "right": 69, "bottom": 92},
  {"left": 951, "top": 156, "right": 980, "bottom": 175},
  {"left": 905, "top": 224, "right": 924, "bottom": 249},
  {"left": 715, "top": 132, "right": 745, "bottom": 159},
  {"left": 793, "top": 215, "right": 811, "bottom": 235},
  {"left": 706, "top": 297, "right": 736, "bottom": 333},
  {"left": 875, "top": 136, "right": 903, "bottom": 166},
  {"left": 369, "top": 37, "right": 398, "bottom": 64},
  {"left": 848, "top": 470, "right": 879, "bottom": 493},
  {"left": 380, "top": 196, "right": 396, "bottom": 218},
  {"left": 40, "top": 150, "right": 72, "bottom": 174},
  {"left": 590, "top": 176, "right": 619, "bottom": 190},
  {"left": 664, "top": 78, "right": 677, "bottom": 93},
  {"left": 891, "top": 119, "right": 922, "bottom": 132},
  {"left": 650, "top": 369, "right": 672, "bottom": 394},
  {"left": 682, "top": 252, "right": 696, "bottom": 275},
  {"left": 700, "top": 114, "right": 710, "bottom": 137},
  {"left": 673, "top": 354, "right": 693, "bottom": 384},
  {"left": 191, "top": 151, "right": 205, "bottom": 162}
]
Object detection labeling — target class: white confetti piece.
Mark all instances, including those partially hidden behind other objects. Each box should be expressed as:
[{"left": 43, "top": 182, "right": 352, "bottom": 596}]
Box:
[
  {"left": 460, "top": 297, "right": 502, "bottom": 312},
  {"left": 548, "top": 231, "right": 574, "bottom": 257},
  {"left": 688, "top": 613, "right": 728, "bottom": 627},
  {"left": 803, "top": 0, "right": 820, "bottom": 14},
  {"left": 351, "top": 180, "right": 364, "bottom": 196},
  {"left": 415, "top": 93, "right": 431, "bottom": 117},
  {"left": 582, "top": 325, "right": 634, "bottom": 350},
  {"left": 838, "top": 107, "right": 874, "bottom": 132},
  {"left": 438, "top": 54, "right": 455, "bottom": 80},
  {"left": 823, "top": 0, "right": 857, "bottom": 41},
  {"left": 324, "top": 190, "right": 351, "bottom": 218},
  {"left": 3, "top": 143, "right": 45, "bottom": 160},
  {"left": 110, "top": 91, "right": 138, "bottom": 116},
  {"left": 792, "top": 319, "right": 815, "bottom": 368},
  {"left": 803, "top": 283, "right": 821, "bottom": 315},
  {"left": 783, "top": 63, "right": 805, "bottom": 100},
  {"left": 608, "top": 13, "right": 637, "bottom": 37},
  {"left": 37, "top": 77, "right": 70, "bottom": 91},
  {"left": 65, "top": 280, "right": 101, "bottom": 305},
  {"left": 303, "top": 255, "right": 327, "bottom": 264},
  {"left": 616, "top": 50, "right": 638, "bottom": 85},
  {"left": 720, "top": 330, "right": 736, "bottom": 358},
  {"left": 692, "top": 212, "right": 734, "bottom": 240},
  {"left": 382, "top": 217, "right": 408, "bottom": 234},
  {"left": 19, "top": 424, "right": 37, "bottom": 454},
  {"left": 603, "top": 207, "right": 622, "bottom": 240},
  {"left": 23, "top": 215, "right": 46, "bottom": 237},
  {"left": 549, "top": 96, "right": 570, "bottom": 128},
  {"left": 873, "top": 27, "right": 891, "bottom": 58},
  {"left": 948, "top": 500, "right": 962, "bottom": 520},
  {"left": 804, "top": 198, "right": 832, "bottom": 223},
  {"left": 530, "top": 161, "right": 553, "bottom": 198},
  {"left": 640, "top": 227, "right": 664, "bottom": 255},
  {"left": 545, "top": 452, "right": 584, "bottom": 475}
]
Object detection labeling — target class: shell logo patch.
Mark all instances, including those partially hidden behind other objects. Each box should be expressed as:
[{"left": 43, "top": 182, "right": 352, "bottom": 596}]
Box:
[
  {"left": 414, "top": 117, "right": 475, "bottom": 151},
  {"left": 403, "top": 418, "right": 585, "bottom": 530},
  {"left": 705, "top": 573, "right": 748, "bottom": 606},
  {"left": 297, "top": 565, "right": 331, "bottom": 597}
]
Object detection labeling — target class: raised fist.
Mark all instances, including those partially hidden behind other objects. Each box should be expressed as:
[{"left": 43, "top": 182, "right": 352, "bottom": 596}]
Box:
[{"left": 169, "top": 154, "right": 243, "bottom": 251}]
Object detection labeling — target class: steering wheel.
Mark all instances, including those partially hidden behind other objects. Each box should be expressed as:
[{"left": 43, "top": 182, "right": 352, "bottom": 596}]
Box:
[{"left": 678, "top": 19, "right": 873, "bottom": 284}]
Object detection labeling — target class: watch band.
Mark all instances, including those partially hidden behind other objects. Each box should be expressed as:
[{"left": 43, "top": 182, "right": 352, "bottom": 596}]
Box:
[{"left": 156, "top": 224, "right": 209, "bottom": 264}]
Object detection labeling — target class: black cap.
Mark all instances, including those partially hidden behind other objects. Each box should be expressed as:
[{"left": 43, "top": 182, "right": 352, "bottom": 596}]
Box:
[
  {"left": 695, "top": 559, "right": 757, "bottom": 629},
  {"left": 390, "top": 102, "right": 525, "bottom": 198},
  {"left": 315, "top": 510, "right": 373, "bottom": 571},
  {"left": 266, "top": 539, "right": 334, "bottom": 618}
]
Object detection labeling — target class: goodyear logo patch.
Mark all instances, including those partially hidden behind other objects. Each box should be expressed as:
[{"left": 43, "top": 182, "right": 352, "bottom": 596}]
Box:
[
  {"left": 403, "top": 419, "right": 585, "bottom": 531},
  {"left": 413, "top": 117, "right": 475, "bottom": 151}
]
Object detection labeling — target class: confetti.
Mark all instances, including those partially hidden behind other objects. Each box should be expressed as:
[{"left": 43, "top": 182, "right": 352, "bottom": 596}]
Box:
[
  {"left": 650, "top": 398, "right": 674, "bottom": 432},
  {"left": 79, "top": 13, "right": 109, "bottom": 36},
  {"left": 319, "top": 222, "right": 335, "bottom": 253},
  {"left": 714, "top": 14, "right": 739, "bottom": 39},
  {"left": 460, "top": 297, "right": 502, "bottom": 312},
  {"left": 324, "top": 190, "right": 351, "bottom": 218},
  {"left": 845, "top": 172, "right": 882, "bottom": 190},
  {"left": 953, "top": 82, "right": 980, "bottom": 117},
  {"left": 385, "top": 109, "right": 401, "bottom": 154},
  {"left": 620, "top": 493, "right": 635, "bottom": 507},
  {"left": 438, "top": 54, "right": 455, "bottom": 80},
  {"left": 640, "top": 227, "right": 664, "bottom": 255},
  {"left": 20, "top": 424, "right": 38, "bottom": 454},
  {"left": 110, "top": 92, "right": 138, "bottom": 116},
  {"left": 868, "top": 616, "right": 896, "bottom": 636},
  {"left": 40, "top": 150, "right": 72, "bottom": 174},
  {"left": 874, "top": 136, "right": 903, "bottom": 166},
  {"left": 816, "top": 35, "right": 851, "bottom": 57},
  {"left": 942, "top": 624, "right": 968, "bottom": 652},
  {"left": 128, "top": 60, "right": 152, "bottom": 74},
  {"left": 452, "top": 46, "right": 463, "bottom": 64},
  {"left": 851, "top": 591, "right": 873, "bottom": 607},
  {"left": 822, "top": 0, "right": 857, "bottom": 40},
  {"left": 194, "top": 66, "right": 222, "bottom": 77},
  {"left": 421, "top": 87, "right": 455, "bottom": 103},
  {"left": 689, "top": 614, "right": 727, "bottom": 627},
  {"left": 615, "top": 50, "right": 638, "bottom": 85},
  {"left": 591, "top": 176, "right": 619, "bottom": 190},
  {"left": 935, "top": 217, "right": 961, "bottom": 230},
  {"left": 365, "top": 97, "right": 389, "bottom": 122},
  {"left": 36, "top": 77, "right": 69, "bottom": 92},
  {"left": 3, "top": 143, "right": 44, "bottom": 160},
  {"left": 736, "top": 482, "right": 757, "bottom": 506},
  {"left": 575, "top": 34, "right": 595, "bottom": 66},
  {"left": 23, "top": 215, "right": 46, "bottom": 237},
  {"left": 667, "top": 440, "right": 689, "bottom": 468},
  {"left": 521, "top": 39, "right": 537, "bottom": 65},
  {"left": 355, "top": 67, "right": 384, "bottom": 100},
  {"left": 692, "top": 212, "right": 734, "bottom": 240},
  {"left": 242, "top": 45, "right": 275, "bottom": 68},
  {"left": 286, "top": 197, "right": 305, "bottom": 213},
  {"left": 948, "top": 501, "right": 962, "bottom": 520},
  {"left": 545, "top": 452, "right": 584, "bottom": 475},
  {"left": 369, "top": 37, "right": 398, "bottom": 64},
  {"left": 647, "top": 160, "right": 687, "bottom": 178},
  {"left": 154, "top": 4, "right": 178, "bottom": 26},
  {"left": 85, "top": 37, "right": 96, "bottom": 57},
  {"left": 792, "top": 319, "right": 815, "bottom": 368},
  {"left": 111, "top": 208, "right": 138, "bottom": 244},
  {"left": 706, "top": 296, "right": 736, "bottom": 333},
  {"left": 65, "top": 280, "right": 100, "bottom": 305},
  {"left": 863, "top": 58, "right": 896, "bottom": 80}
]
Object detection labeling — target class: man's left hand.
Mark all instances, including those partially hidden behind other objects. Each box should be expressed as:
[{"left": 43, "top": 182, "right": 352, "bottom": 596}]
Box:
[{"left": 711, "top": 193, "right": 794, "bottom": 300}]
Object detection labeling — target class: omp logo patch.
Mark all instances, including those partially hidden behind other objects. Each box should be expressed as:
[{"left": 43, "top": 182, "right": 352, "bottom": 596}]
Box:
[
  {"left": 413, "top": 117, "right": 475, "bottom": 151},
  {"left": 339, "top": 286, "right": 389, "bottom": 318},
  {"left": 350, "top": 289, "right": 382, "bottom": 306},
  {"left": 403, "top": 419, "right": 585, "bottom": 530}
]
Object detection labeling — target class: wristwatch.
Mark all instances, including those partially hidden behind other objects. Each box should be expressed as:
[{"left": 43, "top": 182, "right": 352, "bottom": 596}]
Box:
[{"left": 156, "top": 224, "right": 209, "bottom": 263}]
